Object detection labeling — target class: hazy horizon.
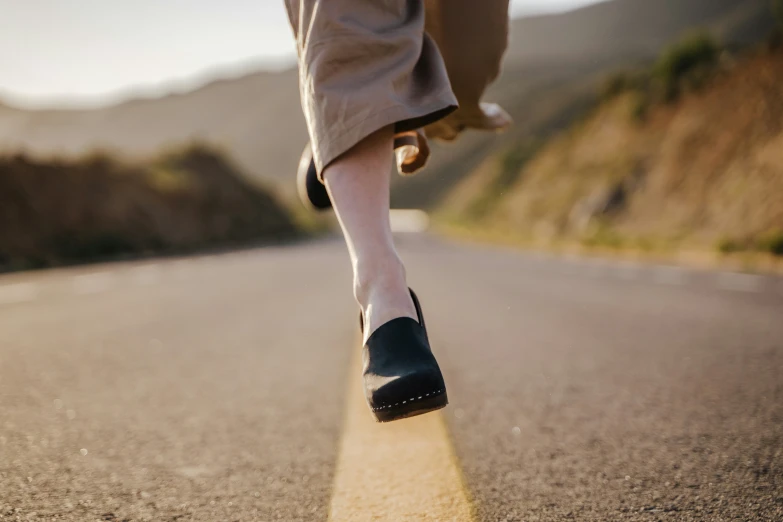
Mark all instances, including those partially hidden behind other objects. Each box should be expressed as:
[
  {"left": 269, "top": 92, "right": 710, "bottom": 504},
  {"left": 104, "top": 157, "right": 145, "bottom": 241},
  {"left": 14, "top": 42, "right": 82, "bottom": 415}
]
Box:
[{"left": 0, "top": 0, "right": 604, "bottom": 109}]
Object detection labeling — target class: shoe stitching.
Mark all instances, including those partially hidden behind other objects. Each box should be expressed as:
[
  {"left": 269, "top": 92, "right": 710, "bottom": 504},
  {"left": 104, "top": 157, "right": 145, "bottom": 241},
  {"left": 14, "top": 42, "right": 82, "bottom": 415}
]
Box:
[{"left": 371, "top": 389, "right": 445, "bottom": 411}]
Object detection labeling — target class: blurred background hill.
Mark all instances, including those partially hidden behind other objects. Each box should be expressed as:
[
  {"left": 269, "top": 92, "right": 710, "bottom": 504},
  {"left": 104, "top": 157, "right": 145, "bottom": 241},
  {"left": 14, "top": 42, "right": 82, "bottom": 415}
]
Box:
[
  {"left": 0, "top": 146, "right": 297, "bottom": 271},
  {"left": 0, "top": 0, "right": 773, "bottom": 197},
  {"left": 395, "top": 0, "right": 775, "bottom": 208},
  {"left": 0, "top": 0, "right": 780, "bottom": 268},
  {"left": 442, "top": 39, "right": 783, "bottom": 256}
]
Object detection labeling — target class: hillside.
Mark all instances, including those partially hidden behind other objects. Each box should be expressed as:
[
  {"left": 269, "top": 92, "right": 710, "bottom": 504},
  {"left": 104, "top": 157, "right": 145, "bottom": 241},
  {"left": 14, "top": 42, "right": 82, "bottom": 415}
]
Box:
[
  {"left": 443, "top": 44, "right": 783, "bottom": 256},
  {"left": 504, "top": 0, "right": 770, "bottom": 65},
  {"left": 0, "top": 0, "right": 773, "bottom": 204},
  {"left": 0, "top": 147, "right": 297, "bottom": 271},
  {"left": 395, "top": 0, "right": 774, "bottom": 208},
  {"left": 0, "top": 69, "right": 305, "bottom": 190}
]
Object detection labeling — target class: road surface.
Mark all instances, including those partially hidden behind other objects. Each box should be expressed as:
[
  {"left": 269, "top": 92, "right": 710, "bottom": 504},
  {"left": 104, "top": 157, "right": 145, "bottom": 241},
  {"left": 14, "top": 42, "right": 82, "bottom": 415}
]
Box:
[{"left": 1, "top": 236, "right": 781, "bottom": 521}]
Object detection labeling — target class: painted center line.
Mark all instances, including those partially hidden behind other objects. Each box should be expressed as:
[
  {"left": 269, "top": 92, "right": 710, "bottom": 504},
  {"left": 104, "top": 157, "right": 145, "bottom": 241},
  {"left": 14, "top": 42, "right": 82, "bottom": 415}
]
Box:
[{"left": 328, "top": 344, "right": 473, "bottom": 522}]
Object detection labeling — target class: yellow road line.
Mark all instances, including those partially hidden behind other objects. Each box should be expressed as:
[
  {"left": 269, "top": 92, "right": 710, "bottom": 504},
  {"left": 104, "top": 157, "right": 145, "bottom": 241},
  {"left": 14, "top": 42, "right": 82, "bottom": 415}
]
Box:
[{"left": 328, "top": 343, "right": 473, "bottom": 522}]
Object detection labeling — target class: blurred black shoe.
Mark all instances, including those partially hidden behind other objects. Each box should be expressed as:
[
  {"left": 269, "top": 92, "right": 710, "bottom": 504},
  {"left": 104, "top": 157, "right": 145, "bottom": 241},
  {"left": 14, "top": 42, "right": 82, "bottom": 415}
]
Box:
[{"left": 297, "top": 144, "right": 332, "bottom": 211}]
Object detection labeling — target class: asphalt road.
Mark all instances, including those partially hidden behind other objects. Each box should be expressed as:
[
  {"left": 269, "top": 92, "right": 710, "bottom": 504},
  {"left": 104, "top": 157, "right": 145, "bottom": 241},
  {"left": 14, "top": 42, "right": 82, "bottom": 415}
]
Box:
[{"left": 1, "top": 236, "right": 781, "bottom": 521}]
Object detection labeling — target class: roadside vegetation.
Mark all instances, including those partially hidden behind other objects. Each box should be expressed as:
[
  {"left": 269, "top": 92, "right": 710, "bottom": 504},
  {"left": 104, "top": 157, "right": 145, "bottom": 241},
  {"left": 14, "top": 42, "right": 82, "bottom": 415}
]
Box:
[
  {"left": 0, "top": 145, "right": 299, "bottom": 271},
  {"left": 600, "top": 32, "right": 721, "bottom": 122},
  {"left": 439, "top": 15, "right": 783, "bottom": 268}
]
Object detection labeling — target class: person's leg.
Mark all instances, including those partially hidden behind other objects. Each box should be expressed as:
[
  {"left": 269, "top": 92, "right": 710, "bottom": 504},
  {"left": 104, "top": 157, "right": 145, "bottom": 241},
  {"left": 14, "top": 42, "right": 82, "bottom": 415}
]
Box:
[
  {"left": 285, "top": 0, "right": 456, "bottom": 422},
  {"left": 322, "top": 125, "right": 416, "bottom": 343}
]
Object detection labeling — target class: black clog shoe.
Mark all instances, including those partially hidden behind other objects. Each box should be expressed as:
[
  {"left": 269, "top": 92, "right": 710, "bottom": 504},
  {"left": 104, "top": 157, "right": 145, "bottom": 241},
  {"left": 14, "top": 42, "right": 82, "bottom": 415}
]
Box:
[
  {"left": 361, "top": 290, "right": 448, "bottom": 422},
  {"left": 296, "top": 144, "right": 332, "bottom": 211}
]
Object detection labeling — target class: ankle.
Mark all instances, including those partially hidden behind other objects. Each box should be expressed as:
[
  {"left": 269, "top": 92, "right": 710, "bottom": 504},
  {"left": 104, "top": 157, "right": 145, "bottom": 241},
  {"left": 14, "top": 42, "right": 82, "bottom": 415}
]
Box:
[
  {"left": 353, "top": 255, "right": 406, "bottom": 306},
  {"left": 353, "top": 255, "right": 416, "bottom": 339}
]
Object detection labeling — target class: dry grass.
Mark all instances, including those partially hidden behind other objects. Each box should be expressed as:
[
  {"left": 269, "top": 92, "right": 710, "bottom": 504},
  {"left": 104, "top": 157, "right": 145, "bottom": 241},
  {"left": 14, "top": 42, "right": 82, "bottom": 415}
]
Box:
[
  {"left": 442, "top": 46, "right": 783, "bottom": 260},
  {"left": 0, "top": 145, "right": 298, "bottom": 271},
  {"left": 437, "top": 221, "right": 783, "bottom": 275}
]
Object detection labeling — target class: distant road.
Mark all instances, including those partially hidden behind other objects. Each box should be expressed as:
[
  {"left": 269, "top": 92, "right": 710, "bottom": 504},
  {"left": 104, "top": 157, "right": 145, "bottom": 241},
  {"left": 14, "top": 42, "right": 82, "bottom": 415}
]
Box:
[{"left": 1, "top": 236, "right": 781, "bottom": 521}]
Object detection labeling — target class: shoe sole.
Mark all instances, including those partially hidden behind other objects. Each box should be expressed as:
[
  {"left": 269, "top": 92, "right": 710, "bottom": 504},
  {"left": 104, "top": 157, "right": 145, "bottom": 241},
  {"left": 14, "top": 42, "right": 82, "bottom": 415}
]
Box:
[{"left": 373, "top": 392, "right": 448, "bottom": 423}]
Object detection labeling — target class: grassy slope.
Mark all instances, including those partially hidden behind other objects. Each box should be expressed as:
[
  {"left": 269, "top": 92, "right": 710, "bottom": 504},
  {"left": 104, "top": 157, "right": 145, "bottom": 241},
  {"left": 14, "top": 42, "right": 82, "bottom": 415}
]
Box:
[
  {"left": 442, "top": 47, "right": 783, "bottom": 258},
  {"left": 0, "top": 147, "right": 298, "bottom": 271},
  {"left": 393, "top": 0, "right": 773, "bottom": 208}
]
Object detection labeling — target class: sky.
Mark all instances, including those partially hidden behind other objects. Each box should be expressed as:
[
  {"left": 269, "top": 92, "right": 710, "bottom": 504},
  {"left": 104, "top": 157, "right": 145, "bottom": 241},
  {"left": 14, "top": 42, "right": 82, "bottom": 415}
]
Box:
[{"left": 0, "top": 0, "right": 601, "bottom": 108}]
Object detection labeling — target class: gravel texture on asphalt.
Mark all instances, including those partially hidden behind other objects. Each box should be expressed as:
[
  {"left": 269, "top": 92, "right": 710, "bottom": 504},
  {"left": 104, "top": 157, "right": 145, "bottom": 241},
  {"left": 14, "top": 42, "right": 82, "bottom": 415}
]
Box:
[{"left": 1, "top": 237, "right": 781, "bottom": 521}]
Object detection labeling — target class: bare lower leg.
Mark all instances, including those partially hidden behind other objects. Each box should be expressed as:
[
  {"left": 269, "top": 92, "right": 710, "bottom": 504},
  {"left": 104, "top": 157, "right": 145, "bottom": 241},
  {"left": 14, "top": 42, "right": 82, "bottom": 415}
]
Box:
[{"left": 323, "top": 125, "right": 416, "bottom": 343}]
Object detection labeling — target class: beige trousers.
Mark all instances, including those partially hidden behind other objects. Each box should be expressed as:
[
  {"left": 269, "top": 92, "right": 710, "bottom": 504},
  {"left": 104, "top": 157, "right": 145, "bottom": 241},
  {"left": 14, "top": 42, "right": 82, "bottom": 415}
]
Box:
[{"left": 285, "top": 0, "right": 511, "bottom": 178}]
